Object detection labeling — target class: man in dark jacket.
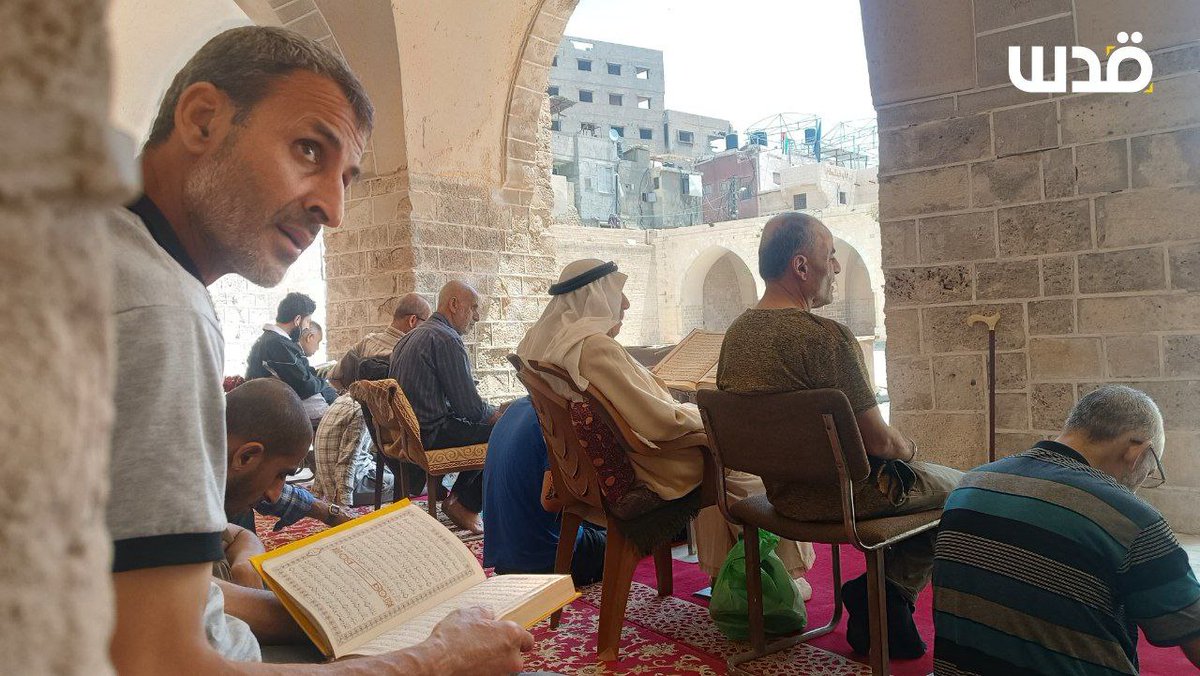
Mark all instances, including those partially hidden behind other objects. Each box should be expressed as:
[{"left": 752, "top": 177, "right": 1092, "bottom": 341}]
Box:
[{"left": 245, "top": 292, "right": 336, "bottom": 423}]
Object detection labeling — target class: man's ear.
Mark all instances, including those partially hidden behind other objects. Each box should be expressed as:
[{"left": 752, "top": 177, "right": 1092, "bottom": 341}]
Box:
[
  {"left": 230, "top": 441, "right": 267, "bottom": 472},
  {"left": 173, "top": 82, "right": 230, "bottom": 155},
  {"left": 793, "top": 253, "right": 809, "bottom": 277}
]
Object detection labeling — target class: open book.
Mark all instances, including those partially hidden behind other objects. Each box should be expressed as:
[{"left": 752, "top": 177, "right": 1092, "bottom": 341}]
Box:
[
  {"left": 250, "top": 501, "right": 579, "bottom": 660},
  {"left": 651, "top": 329, "right": 724, "bottom": 392}
]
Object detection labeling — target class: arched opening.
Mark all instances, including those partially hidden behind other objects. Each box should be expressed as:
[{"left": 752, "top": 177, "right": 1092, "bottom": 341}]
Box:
[{"left": 680, "top": 247, "right": 757, "bottom": 334}]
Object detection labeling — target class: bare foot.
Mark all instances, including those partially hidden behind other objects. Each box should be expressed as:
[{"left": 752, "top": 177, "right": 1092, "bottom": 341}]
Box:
[{"left": 442, "top": 496, "right": 484, "bottom": 535}]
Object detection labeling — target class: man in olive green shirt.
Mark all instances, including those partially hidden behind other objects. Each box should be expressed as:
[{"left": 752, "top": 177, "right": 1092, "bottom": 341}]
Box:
[{"left": 718, "top": 212, "right": 962, "bottom": 659}]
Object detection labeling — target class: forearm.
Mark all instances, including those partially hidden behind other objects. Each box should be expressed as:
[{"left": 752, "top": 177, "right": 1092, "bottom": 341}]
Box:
[
  {"left": 872, "top": 427, "right": 916, "bottom": 461},
  {"left": 215, "top": 579, "right": 309, "bottom": 646},
  {"left": 307, "top": 498, "right": 352, "bottom": 527},
  {"left": 226, "top": 529, "right": 266, "bottom": 565},
  {"left": 856, "top": 407, "right": 916, "bottom": 462}
]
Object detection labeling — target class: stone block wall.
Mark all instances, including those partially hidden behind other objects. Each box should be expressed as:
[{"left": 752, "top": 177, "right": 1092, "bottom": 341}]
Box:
[
  {"left": 550, "top": 224, "right": 657, "bottom": 345},
  {"left": 864, "top": 1, "right": 1200, "bottom": 531},
  {"left": 327, "top": 102, "right": 559, "bottom": 403},
  {"left": 1, "top": 1, "right": 130, "bottom": 672}
]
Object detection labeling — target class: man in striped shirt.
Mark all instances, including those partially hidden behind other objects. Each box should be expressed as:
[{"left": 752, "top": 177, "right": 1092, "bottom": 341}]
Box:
[
  {"left": 390, "top": 280, "right": 509, "bottom": 534},
  {"left": 933, "top": 385, "right": 1200, "bottom": 674}
]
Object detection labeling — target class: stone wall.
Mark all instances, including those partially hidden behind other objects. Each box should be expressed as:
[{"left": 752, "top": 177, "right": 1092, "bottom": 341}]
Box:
[
  {"left": 1, "top": 1, "right": 129, "bottom": 672},
  {"left": 701, "top": 253, "right": 755, "bottom": 332},
  {"left": 550, "top": 224, "right": 658, "bottom": 345},
  {"left": 862, "top": 0, "right": 1200, "bottom": 531}
]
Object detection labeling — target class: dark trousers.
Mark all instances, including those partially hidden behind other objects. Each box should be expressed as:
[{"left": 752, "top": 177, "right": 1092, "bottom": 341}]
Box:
[
  {"left": 425, "top": 417, "right": 494, "bottom": 513},
  {"left": 495, "top": 522, "right": 608, "bottom": 587}
]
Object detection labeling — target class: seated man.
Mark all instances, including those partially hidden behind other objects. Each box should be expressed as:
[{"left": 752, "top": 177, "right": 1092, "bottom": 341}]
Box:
[
  {"left": 298, "top": 320, "right": 322, "bottom": 359},
  {"left": 328, "top": 292, "right": 431, "bottom": 391},
  {"left": 312, "top": 392, "right": 394, "bottom": 505},
  {"left": 246, "top": 292, "right": 337, "bottom": 424},
  {"left": 718, "top": 212, "right": 963, "bottom": 658},
  {"left": 107, "top": 26, "right": 533, "bottom": 674},
  {"left": 213, "top": 379, "right": 358, "bottom": 647},
  {"left": 516, "top": 259, "right": 815, "bottom": 590},
  {"left": 483, "top": 396, "right": 606, "bottom": 586},
  {"left": 934, "top": 385, "right": 1200, "bottom": 672},
  {"left": 321, "top": 292, "right": 431, "bottom": 500},
  {"left": 390, "top": 280, "right": 505, "bottom": 534}
]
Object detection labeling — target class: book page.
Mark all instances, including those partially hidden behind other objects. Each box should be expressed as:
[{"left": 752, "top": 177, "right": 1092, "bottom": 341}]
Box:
[
  {"left": 347, "top": 575, "right": 571, "bottom": 657},
  {"left": 261, "top": 505, "right": 484, "bottom": 657},
  {"left": 652, "top": 330, "right": 724, "bottom": 386}
]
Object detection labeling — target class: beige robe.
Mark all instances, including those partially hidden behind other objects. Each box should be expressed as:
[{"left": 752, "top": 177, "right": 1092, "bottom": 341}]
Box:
[
  {"left": 575, "top": 335, "right": 815, "bottom": 580},
  {"left": 577, "top": 334, "right": 706, "bottom": 500}
]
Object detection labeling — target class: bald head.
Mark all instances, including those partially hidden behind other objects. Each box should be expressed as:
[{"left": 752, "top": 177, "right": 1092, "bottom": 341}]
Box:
[
  {"left": 391, "top": 292, "right": 432, "bottom": 333},
  {"left": 437, "top": 280, "right": 482, "bottom": 335}
]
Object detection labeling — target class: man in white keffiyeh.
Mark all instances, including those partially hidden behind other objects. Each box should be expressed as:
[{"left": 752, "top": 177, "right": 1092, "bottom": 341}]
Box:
[{"left": 517, "top": 259, "right": 815, "bottom": 588}]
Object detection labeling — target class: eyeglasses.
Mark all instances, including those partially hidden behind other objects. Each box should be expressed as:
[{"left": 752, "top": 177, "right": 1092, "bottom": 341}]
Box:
[{"left": 1142, "top": 445, "right": 1166, "bottom": 489}]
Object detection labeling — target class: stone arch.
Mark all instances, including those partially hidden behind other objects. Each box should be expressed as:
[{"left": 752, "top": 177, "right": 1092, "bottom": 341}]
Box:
[
  {"left": 500, "top": 0, "right": 580, "bottom": 200},
  {"left": 680, "top": 246, "right": 758, "bottom": 334},
  {"left": 813, "top": 236, "right": 877, "bottom": 337}
]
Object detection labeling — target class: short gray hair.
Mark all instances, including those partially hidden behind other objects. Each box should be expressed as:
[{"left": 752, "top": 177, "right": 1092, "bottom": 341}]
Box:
[
  {"left": 1064, "top": 385, "right": 1165, "bottom": 449},
  {"left": 759, "top": 212, "right": 822, "bottom": 280},
  {"left": 302, "top": 321, "right": 323, "bottom": 339},
  {"left": 146, "top": 26, "right": 374, "bottom": 148}
]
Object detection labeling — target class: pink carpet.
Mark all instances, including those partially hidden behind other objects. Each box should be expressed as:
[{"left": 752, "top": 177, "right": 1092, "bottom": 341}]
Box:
[
  {"left": 259, "top": 500, "right": 1193, "bottom": 674},
  {"left": 635, "top": 543, "right": 1196, "bottom": 675}
]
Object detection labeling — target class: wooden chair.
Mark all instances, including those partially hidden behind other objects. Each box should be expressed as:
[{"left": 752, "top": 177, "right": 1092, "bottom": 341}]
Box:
[
  {"left": 349, "top": 379, "right": 487, "bottom": 521},
  {"left": 509, "top": 355, "right": 709, "bottom": 661},
  {"left": 696, "top": 388, "right": 941, "bottom": 676}
]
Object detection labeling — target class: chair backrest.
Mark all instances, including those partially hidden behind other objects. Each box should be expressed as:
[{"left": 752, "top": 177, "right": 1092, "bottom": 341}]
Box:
[
  {"left": 696, "top": 388, "right": 871, "bottom": 486},
  {"left": 508, "top": 355, "right": 605, "bottom": 511},
  {"left": 349, "top": 379, "right": 427, "bottom": 464}
]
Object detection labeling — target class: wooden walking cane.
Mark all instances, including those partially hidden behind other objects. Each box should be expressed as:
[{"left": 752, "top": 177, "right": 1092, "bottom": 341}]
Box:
[{"left": 967, "top": 313, "right": 1001, "bottom": 462}]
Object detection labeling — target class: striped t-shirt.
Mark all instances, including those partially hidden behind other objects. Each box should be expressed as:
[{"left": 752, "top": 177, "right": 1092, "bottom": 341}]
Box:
[{"left": 933, "top": 440, "right": 1200, "bottom": 675}]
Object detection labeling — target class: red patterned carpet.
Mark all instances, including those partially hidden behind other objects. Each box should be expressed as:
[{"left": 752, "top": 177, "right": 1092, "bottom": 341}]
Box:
[{"left": 256, "top": 502, "right": 1191, "bottom": 674}]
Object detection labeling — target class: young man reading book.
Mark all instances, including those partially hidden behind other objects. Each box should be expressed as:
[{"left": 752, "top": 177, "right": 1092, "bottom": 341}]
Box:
[{"left": 108, "top": 26, "right": 534, "bottom": 674}]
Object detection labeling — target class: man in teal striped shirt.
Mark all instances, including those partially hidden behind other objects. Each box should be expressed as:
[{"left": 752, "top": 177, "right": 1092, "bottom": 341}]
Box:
[{"left": 933, "top": 385, "right": 1200, "bottom": 674}]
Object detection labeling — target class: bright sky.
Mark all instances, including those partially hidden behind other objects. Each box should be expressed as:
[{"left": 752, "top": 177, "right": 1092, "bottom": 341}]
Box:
[{"left": 565, "top": 0, "right": 877, "bottom": 132}]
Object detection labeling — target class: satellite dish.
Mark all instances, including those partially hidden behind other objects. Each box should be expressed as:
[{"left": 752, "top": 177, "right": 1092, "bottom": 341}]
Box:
[{"left": 608, "top": 128, "right": 620, "bottom": 141}]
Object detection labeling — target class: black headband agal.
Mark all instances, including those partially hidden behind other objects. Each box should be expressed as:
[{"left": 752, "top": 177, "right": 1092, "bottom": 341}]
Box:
[{"left": 548, "top": 261, "right": 619, "bottom": 296}]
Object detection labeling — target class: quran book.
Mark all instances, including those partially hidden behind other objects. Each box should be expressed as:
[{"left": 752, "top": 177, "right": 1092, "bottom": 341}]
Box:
[
  {"left": 250, "top": 501, "right": 578, "bottom": 659},
  {"left": 651, "top": 329, "right": 723, "bottom": 392}
]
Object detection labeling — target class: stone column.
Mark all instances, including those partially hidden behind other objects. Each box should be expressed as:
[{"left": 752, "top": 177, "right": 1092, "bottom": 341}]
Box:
[
  {"left": 862, "top": 0, "right": 1200, "bottom": 531},
  {"left": 0, "top": 0, "right": 130, "bottom": 672}
]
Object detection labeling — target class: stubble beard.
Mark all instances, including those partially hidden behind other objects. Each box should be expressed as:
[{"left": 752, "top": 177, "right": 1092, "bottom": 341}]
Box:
[{"left": 183, "top": 137, "right": 288, "bottom": 287}]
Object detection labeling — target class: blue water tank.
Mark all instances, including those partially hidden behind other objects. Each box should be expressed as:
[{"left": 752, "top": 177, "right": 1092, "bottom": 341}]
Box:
[{"left": 725, "top": 133, "right": 739, "bottom": 150}]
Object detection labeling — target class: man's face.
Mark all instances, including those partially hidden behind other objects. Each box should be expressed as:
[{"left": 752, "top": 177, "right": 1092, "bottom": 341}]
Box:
[
  {"left": 608, "top": 293, "right": 630, "bottom": 338},
  {"left": 288, "top": 314, "right": 311, "bottom": 341},
  {"left": 300, "top": 329, "right": 321, "bottom": 357},
  {"left": 451, "top": 292, "right": 482, "bottom": 335},
  {"left": 803, "top": 228, "right": 841, "bottom": 308},
  {"left": 183, "top": 71, "right": 366, "bottom": 287},
  {"left": 225, "top": 441, "right": 307, "bottom": 516},
  {"left": 1119, "top": 442, "right": 1160, "bottom": 492}
]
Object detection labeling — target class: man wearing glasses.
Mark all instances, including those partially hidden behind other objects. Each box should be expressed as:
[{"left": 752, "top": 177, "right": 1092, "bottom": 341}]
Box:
[{"left": 932, "top": 385, "right": 1200, "bottom": 673}]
